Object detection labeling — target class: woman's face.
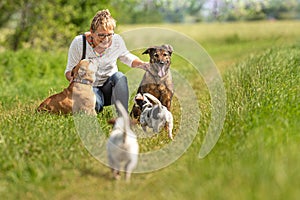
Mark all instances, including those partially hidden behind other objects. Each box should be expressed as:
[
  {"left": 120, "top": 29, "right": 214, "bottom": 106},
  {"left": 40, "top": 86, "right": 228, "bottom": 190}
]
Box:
[{"left": 92, "top": 26, "right": 114, "bottom": 49}]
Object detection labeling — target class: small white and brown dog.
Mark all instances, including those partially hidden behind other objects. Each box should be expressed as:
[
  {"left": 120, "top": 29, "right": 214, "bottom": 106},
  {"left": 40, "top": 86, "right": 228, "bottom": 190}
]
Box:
[
  {"left": 107, "top": 100, "right": 139, "bottom": 181},
  {"left": 139, "top": 93, "right": 174, "bottom": 140}
]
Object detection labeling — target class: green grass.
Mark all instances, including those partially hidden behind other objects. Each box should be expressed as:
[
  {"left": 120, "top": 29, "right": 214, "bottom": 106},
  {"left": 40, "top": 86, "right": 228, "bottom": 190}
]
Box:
[{"left": 0, "top": 21, "right": 300, "bottom": 199}]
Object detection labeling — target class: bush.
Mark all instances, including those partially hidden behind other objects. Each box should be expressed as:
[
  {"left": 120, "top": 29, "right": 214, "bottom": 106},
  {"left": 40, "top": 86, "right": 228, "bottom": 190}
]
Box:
[{"left": 0, "top": 49, "right": 67, "bottom": 102}]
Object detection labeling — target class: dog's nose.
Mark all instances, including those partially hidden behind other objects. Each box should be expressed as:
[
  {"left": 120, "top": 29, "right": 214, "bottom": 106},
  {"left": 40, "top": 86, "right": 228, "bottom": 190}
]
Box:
[{"left": 159, "top": 61, "right": 165, "bottom": 65}]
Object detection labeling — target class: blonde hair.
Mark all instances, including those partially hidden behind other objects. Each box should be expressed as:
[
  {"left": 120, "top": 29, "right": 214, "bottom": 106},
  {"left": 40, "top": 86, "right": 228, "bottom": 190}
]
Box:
[{"left": 90, "top": 9, "right": 116, "bottom": 32}]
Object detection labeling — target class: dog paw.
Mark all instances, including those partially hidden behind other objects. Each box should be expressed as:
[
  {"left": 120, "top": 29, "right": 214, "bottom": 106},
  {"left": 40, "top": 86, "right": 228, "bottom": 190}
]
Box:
[{"left": 113, "top": 174, "right": 121, "bottom": 181}]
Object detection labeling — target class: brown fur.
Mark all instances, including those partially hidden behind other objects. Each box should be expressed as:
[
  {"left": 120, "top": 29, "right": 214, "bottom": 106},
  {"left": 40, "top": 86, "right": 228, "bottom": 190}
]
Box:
[
  {"left": 37, "top": 59, "right": 96, "bottom": 116},
  {"left": 130, "top": 44, "right": 174, "bottom": 120}
]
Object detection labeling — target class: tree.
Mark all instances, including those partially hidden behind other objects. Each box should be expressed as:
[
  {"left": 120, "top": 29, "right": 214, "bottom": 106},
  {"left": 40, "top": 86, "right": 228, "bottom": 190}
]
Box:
[
  {"left": 160, "top": 0, "right": 206, "bottom": 23},
  {"left": 0, "top": 0, "right": 16, "bottom": 27},
  {"left": 110, "top": 0, "right": 164, "bottom": 24},
  {"left": 1, "top": 0, "right": 299, "bottom": 51},
  {"left": 262, "top": 0, "right": 299, "bottom": 19},
  {"left": 1, "top": 0, "right": 110, "bottom": 51},
  {"left": 201, "top": 0, "right": 299, "bottom": 22}
]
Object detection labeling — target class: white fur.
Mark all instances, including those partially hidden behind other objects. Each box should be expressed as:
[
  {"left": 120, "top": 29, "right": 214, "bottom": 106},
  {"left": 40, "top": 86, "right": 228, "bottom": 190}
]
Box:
[
  {"left": 140, "top": 93, "right": 174, "bottom": 140},
  {"left": 107, "top": 101, "right": 139, "bottom": 181}
]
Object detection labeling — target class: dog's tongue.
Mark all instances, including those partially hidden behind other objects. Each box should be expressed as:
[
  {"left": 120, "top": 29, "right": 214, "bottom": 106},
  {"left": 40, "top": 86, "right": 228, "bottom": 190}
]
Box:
[{"left": 158, "top": 66, "right": 166, "bottom": 77}]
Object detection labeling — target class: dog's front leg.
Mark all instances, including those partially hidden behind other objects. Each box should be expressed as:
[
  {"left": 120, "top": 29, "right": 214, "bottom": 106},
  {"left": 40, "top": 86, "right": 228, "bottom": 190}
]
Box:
[
  {"left": 112, "top": 169, "right": 121, "bottom": 180},
  {"left": 167, "top": 123, "right": 174, "bottom": 140},
  {"left": 167, "top": 115, "right": 174, "bottom": 140},
  {"left": 124, "top": 156, "right": 138, "bottom": 182},
  {"left": 125, "top": 172, "right": 131, "bottom": 182},
  {"left": 141, "top": 125, "right": 147, "bottom": 132},
  {"left": 161, "top": 92, "right": 172, "bottom": 111}
]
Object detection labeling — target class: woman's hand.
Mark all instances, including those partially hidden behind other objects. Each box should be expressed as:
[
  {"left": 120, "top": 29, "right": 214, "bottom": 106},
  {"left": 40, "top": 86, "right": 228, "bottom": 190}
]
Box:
[
  {"left": 65, "top": 71, "right": 74, "bottom": 83},
  {"left": 132, "top": 59, "right": 149, "bottom": 71},
  {"left": 137, "top": 62, "right": 149, "bottom": 71}
]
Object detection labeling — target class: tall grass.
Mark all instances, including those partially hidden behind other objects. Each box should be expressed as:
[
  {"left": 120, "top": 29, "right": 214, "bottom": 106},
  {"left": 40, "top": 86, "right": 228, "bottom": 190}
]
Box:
[
  {"left": 224, "top": 44, "right": 299, "bottom": 141},
  {"left": 211, "top": 44, "right": 300, "bottom": 200}
]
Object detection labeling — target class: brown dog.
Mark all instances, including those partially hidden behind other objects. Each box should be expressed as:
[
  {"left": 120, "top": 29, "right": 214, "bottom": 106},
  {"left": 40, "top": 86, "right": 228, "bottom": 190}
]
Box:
[
  {"left": 37, "top": 59, "right": 97, "bottom": 115},
  {"left": 130, "top": 44, "right": 174, "bottom": 120}
]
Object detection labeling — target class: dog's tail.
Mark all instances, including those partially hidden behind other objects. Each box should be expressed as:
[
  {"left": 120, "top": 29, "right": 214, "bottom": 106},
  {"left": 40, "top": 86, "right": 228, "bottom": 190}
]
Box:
[
  {"left": 143, "top": 93, "right": 162, "bottom": 109},
  {"left": 115, "top": 100, "right": 130, "bottom": 143}
]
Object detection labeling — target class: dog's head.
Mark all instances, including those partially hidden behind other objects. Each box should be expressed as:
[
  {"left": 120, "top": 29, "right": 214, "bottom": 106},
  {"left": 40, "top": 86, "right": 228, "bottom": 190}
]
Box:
[
  {"left": 134, "top": 93, "right": 153, "bottom": 111},
  {"left": 142, "top": 44, "right": 173, "bottom": 77},
  {"left": 71, "top": 59, "right": 97, "bottom": 83}
]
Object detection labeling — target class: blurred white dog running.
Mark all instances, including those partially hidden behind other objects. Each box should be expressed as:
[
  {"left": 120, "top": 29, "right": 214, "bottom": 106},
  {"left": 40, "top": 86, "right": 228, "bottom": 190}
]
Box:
[{"left": 107, "top": 101, "right": 139, "bottom": 181}]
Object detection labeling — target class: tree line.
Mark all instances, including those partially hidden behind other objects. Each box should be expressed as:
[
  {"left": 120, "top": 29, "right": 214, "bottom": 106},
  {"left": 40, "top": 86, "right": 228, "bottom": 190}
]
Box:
[{"left": 1, "top": 0, "right": 299, "bottom": 51}]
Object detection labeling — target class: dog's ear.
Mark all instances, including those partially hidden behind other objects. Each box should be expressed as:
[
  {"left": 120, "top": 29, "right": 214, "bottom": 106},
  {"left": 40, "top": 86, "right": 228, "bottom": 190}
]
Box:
[
  {"left": 135, "top": 93, "right": 144, "bottom": 101},
  {"left": 107, "top": 118, "right": 116, "bottom": 125},
  {"left": 71, "top": 65, "right": 79, "bottom": 77},
  {"left": 130, "top": 119, "right": 139, "bottom": 126},
  {"left": 71, "top": 59, "right": 88, "bottom": 77},
  {"left": 71, "top": 67, "right": 75, "bottom": 77},
  {"left": 142, "top": 47, "right": 156, "bottom": 55},
  {"left": 162, "top": 44, "right": 173, "bottom": 55}
]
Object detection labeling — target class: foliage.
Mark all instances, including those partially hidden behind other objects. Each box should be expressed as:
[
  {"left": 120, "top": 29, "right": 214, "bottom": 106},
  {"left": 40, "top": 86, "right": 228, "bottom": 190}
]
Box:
[
  {"left": 111, "top": 0, "right": 164, "bottom": 24},
  {"left": 0, "top": 0, "right": 299, "bottom": 51},
  {"left": 204, "top": 0, "right": 300, "bottom": 21},
  {"left": 1, "top": 0, "right": 110, "bottom": 51}
]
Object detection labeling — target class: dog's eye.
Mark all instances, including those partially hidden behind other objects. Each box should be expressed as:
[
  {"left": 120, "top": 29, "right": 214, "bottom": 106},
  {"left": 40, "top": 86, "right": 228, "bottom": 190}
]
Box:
[
  {"left": 154, "top": 53, "right": 159, "bottom": 58},
  {"left": 163, "top": 53, "right": 168, "bottom": 56}
]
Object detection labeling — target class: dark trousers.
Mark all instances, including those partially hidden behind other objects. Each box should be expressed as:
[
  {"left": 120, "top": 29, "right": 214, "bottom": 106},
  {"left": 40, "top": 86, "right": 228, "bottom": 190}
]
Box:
[{"left": 93, "top": 72, "right": 128, "bottom": 114}]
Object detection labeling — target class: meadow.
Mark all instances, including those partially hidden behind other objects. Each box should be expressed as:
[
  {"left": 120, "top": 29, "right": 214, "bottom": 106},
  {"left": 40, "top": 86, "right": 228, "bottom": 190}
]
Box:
[{"left": 0, "top": 21, "right": 299, "bottom": 200}]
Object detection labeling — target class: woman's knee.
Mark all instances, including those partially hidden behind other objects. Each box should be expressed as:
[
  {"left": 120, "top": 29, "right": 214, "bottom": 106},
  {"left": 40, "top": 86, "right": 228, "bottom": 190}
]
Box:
[{"left": 110, "top": 72, "right": 127, "bottom": 86}]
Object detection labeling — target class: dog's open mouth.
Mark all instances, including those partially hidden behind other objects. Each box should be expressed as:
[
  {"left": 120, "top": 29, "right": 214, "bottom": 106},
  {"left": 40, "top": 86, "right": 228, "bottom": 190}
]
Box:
[{"left": 157, "top": 65, "right": 167, "bottom": 77}]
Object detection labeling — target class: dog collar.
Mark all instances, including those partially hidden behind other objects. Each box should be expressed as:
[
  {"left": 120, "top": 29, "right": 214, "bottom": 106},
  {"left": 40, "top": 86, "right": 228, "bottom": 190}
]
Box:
[{"left": 72, "top": 78, "right": 93, "bottom": 85}]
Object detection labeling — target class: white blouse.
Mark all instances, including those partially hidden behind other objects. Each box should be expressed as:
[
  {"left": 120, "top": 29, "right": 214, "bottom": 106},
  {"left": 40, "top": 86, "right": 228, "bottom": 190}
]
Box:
[{"left": 65, "top": 34, "right": 138, "bottom": 86}]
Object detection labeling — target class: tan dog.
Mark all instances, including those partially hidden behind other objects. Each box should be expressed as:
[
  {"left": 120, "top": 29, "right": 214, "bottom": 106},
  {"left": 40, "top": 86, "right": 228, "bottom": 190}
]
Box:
[
  {"left": 37, "top": 59, "right": 97, "bottom": 115},
  {"left": 130, "top": 44, "right": 174, "bottom": 120}
]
